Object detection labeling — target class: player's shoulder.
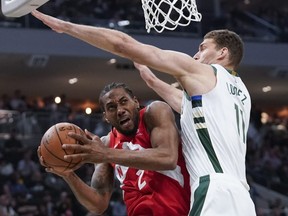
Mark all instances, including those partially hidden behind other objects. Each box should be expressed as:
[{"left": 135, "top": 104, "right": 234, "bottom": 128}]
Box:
[
  {"left": 143, "top": 101, "right": 174, "bottom": 132},
  {"left": 145, "top": 100, "right": 172, "bottom": 115},
  {"left": 144, "top": 100, "right": 174, "bottom": 123}
]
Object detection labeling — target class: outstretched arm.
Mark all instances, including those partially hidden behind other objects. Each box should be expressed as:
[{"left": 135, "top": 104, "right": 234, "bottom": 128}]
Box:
[
  {"left": 134, "top": 63, "right": 182, "bottom": 113},
  {"left": 31, "top": 10, "right": 215, "bottom": 97}
]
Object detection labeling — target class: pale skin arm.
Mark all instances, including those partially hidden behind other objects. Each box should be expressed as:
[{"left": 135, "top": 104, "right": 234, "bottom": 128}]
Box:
[
  {"left": 37, "top": 136, "right": 114, "bottom": 214},
  {"left": 63, "top": 101, "right": 180, "bottom": 170},
  {"left": 31, "top": 10, "right": 216, "bottom": 97},
  {"left": 134, "top": 62, "right": 182, "bottom": 114}
]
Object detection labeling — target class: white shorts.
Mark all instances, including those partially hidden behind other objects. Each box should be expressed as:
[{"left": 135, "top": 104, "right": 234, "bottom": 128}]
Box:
[{"left": 189, "top": 173, "right": 256, "bottom": 216}]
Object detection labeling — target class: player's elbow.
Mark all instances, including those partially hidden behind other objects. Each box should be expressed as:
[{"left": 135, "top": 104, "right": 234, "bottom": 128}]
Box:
[
  {"left": 113, "top": 41, "right": 126, "bottom": 56},
  {"left": 84, "top": 195, "right": 111, "bottom": 215},
  {"left": 164, "top": 154, "right": 178, "bottom": 170},
  {"left": 113, "top": 36, "right": 134, "bottom": 58},
  {"left": 170, "top": 158, "right": 178, "bottom": 170},
  {"left": 86, "top": 202, "right": 109, "bottom": 215},
  {"left": 88, "top": 208, "right": 107, "bottom": 216},
  {"left": 88, "top": 209, "right": 104, "bottom": 215}
]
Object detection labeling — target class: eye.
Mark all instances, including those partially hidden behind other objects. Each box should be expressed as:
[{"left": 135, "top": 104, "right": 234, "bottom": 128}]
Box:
[
  {"left": 120, "top": 98, "right": 128, "bottom": 105},
  {"left": 107, "top": 105, "right": 116, "bottom": 112}
]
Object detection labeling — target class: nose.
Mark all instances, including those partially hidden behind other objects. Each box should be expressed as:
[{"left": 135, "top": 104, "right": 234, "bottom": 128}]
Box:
[
  {"left": 117, "top": 106, "right": 125, "bottom": 116},
  {"left": 193, "top": 52, "right": 199, "bottom": 60}
]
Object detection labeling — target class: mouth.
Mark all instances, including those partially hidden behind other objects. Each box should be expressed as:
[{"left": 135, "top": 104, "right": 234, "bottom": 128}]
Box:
[
  {"left": 119, "top": 117, "right": 131, "bottom": 126},
  {"left": 118, "top": 116, "right": 138, "bottom": 135}
]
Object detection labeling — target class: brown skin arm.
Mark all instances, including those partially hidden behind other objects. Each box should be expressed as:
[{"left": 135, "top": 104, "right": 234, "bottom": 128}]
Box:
[
  {"left": 37, "top": 135, "right": 114, "bottom": 215},
  {"left": 143, "top": 101, "right": 180, "bottom": 168},
  {"left": 63, "top": 101, "right": 179, "bottom": 170},
  {"left": 61, "top": 163, "right": 114, "bottom": 214}
]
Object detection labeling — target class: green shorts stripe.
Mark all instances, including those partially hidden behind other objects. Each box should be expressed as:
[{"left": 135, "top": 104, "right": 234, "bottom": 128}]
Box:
[{"left": 189, "top": 175, "right": 210, "bottom": 216}]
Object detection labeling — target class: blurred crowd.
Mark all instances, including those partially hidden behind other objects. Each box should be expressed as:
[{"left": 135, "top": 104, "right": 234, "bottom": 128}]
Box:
[
  {"left": 0, "top": 144, "right": 126, "bottom": 216},
  {"left": 247, "top": 106, "right": 288, "bottom": 215},
  {"left": 1, "top": 89, "right": 288, "bottom": 215},
  {"left": 1, "top": 1, "right": 288, "bottom": 215},
  {"left": 0, "top": 0, "right": 288, "bottom": 41},
  {"left": 247, "top": 106, "right": 288, "bottom": 194},
  {"left": 0, "top": 91, "right": 126, "bottom": 216}
]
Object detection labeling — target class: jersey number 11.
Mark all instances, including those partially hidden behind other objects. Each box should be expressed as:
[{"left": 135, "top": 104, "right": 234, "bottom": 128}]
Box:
[{"left": 234, "top": 103, "right": 246, "bottom": 143}]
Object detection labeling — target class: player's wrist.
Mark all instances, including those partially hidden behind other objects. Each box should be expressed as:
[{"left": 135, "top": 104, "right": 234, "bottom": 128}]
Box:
[
  {"left": 102, "top": 147, "right": 112, "bottom": 164},
  {"left": 62, "top": 171, "right": 76, "bottom": 180}
]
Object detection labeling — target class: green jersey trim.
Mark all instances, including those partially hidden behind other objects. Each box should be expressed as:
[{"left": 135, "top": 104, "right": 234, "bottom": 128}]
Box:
[{"left": 191, "top": 95, "right": 223, "bottom": 173}]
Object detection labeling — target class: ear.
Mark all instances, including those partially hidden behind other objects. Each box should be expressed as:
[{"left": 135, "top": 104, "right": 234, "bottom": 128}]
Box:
[
  {"left": 133, "top": 97, "right": 140, "bottom": 109},
  {"left": 218, "top": 47, "right": 228, "bottom": 60}
]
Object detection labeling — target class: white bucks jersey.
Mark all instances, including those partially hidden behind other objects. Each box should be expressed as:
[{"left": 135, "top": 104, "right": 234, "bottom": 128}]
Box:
[{"left": 181, "top": 64, "right": 251, "bottom": 185}]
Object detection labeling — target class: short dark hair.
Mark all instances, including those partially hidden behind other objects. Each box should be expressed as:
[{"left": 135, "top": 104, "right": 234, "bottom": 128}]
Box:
[
  {"left": 99, "top": 82, "right": 135, "bottom": 111},
  {"left": 204, "top": 29, "right": 244, "bottom": 69}
]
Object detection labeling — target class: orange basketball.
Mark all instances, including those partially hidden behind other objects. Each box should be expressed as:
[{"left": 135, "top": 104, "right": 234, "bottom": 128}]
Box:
[{"left": 40, "top": 122, "right": 85, "bottom": 173}]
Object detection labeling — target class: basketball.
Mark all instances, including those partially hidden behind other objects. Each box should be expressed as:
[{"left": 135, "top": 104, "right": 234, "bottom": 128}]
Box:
[{"left": 40, "top": 122, "right": 85, "bottom": 173}]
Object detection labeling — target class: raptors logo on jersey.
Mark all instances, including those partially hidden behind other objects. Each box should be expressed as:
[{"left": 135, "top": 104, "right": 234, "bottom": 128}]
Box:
[{"left": 109, "top": 108, "right": 190, "bottom": 216}]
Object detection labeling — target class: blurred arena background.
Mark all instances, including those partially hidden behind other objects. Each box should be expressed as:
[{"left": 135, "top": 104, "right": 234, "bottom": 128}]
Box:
[{"left": 0, "top": 0, "right": 288, "bottom": 215}]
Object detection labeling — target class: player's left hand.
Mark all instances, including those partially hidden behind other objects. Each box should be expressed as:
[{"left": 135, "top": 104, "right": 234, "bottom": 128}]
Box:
[
  {"left": 62, "top": 129, "right": 108, "bottom": 164},
  {"left": 31, "top": 10, "right": 67, "bottom": 33}
]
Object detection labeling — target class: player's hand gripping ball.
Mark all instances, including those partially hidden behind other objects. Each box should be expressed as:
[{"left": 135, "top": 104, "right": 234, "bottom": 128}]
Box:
[{"left": 40, "top": 122, "right": 85, "bottom": 172}]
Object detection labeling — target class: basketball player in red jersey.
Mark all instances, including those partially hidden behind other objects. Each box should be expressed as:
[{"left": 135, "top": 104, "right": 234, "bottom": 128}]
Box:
[{"left": 38, "top": 82, "right": 190, "bottom": 215}]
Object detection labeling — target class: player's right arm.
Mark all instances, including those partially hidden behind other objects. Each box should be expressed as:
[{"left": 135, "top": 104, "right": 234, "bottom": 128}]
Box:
[
  {"left": 134, "top": 62, "right": 183, "bottom": 113},
  {"left": 38, "top": 135, "right": 114, "bottom": 215},
  {"left": 61, "top": 134, "right": 114, "bottom": 214},
  {"left": 62, "top": 162, "right": 114, "bottom": 214}
]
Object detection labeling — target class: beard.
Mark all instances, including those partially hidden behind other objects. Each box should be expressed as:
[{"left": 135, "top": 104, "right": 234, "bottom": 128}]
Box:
[
  {"left": 117, "top": 111, "right": 139, "bottom": 136},
  {"left": 119, "top": 126, "right": 138, "bottom": 136}
]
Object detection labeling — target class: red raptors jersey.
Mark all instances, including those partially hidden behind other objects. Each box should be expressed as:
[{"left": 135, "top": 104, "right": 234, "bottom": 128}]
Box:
[{"left": 109, "top": 108, "right": 190, "bottom": 216}]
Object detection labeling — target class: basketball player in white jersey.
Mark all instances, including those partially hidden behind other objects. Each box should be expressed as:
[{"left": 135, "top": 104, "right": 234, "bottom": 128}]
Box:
[
  {"left": 32, "top": 10, "right": 256, "bottom": 215},
  {"left": 134, "top": 31, "right": 256, "bottom": 215}
]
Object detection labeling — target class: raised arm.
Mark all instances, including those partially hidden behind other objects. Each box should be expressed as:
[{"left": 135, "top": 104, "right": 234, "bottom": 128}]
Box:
[
  {"left": 134, "top": 63, "right": 182, "bottom": 113},
  {"left": 31, "top": 10, "right": 215, "bottom": 97}
]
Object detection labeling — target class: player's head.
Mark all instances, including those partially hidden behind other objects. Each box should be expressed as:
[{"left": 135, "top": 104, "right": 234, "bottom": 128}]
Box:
[
  {"left": 99, "top": 82, "right": 140, "bottom": 135},
  {"left": 193, "top": 29, "right": 243, "bottom": 69}
]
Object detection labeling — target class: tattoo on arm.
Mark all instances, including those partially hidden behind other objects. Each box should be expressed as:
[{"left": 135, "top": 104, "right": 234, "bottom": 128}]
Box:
[{"left": 91, "top": 163, "right": 114, "bottom": 196}]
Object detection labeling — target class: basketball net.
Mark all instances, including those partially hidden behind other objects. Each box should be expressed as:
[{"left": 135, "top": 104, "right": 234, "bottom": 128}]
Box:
[{"left": 141, "top": 0, "right": 202, "bottom": 33}]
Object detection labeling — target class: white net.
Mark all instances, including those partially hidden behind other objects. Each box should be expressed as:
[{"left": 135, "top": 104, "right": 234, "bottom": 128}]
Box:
[{"left": 141, "top": 0, "right": 202, "bottom": 33}]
